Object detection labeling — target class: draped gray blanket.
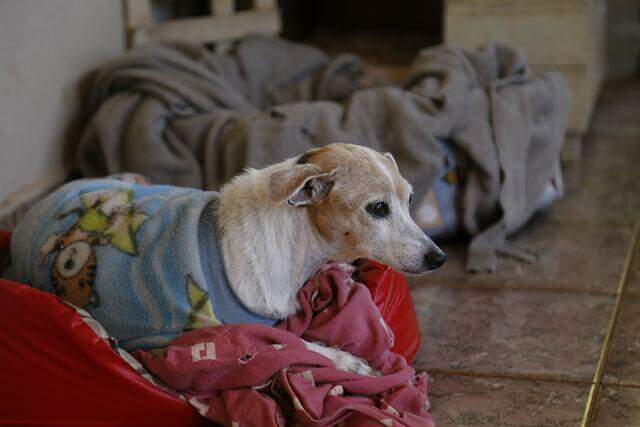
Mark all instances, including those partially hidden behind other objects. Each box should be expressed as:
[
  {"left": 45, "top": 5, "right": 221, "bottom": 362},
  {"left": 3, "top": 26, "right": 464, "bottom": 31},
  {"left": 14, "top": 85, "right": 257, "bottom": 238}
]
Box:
[{"left": 76, "top": 35, "right": 570, "bottom": 272}]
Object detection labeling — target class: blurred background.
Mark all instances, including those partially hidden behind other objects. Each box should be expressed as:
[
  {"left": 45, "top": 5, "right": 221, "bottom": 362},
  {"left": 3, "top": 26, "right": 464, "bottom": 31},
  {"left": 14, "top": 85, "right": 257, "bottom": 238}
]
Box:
[{"left": 0, "top": 0, "right": 637, "bottom": 209}]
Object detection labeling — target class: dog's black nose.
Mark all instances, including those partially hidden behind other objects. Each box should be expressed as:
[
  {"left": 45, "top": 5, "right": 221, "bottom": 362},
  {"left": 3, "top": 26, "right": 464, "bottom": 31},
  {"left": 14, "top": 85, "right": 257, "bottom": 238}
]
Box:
[{"left": 424, "top": 249, "right": 447, "bottom": 270}]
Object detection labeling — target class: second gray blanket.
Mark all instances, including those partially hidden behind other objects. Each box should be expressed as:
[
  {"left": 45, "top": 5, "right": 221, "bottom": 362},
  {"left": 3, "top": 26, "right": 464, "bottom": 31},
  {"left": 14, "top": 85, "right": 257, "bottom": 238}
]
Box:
[{"left": 76, "top": 35, "right": 570, "bottom": 272}]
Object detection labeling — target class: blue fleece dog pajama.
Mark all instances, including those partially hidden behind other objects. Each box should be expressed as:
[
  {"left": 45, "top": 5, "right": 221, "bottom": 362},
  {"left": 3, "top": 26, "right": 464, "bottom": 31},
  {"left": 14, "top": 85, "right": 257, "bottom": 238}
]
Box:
[{"left": 5, "top": 178, "right": 276, "bottom": 351}]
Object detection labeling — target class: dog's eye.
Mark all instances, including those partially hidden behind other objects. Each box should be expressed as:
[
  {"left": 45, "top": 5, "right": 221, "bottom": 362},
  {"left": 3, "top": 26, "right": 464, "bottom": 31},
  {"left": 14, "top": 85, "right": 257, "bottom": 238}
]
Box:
[
  {"left": 366, "top": 201, "right": 390, "bottom": 219},
  {"left": 409, "top": 192, "right": 414, "bottom": 205}
]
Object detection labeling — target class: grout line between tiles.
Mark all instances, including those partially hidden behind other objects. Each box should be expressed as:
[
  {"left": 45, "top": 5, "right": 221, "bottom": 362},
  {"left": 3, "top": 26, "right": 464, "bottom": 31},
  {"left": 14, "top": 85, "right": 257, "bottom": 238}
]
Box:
[
  {"left": 417, "top": 281, "right": 618, "bottom": 296},
  {"left": 426, "top": 369, "right": 640, "bottom": 390},
  {"left": 589, "top": 130, "right": 640, "bottom": 141},
  {"left": 581, "top": 217, "right": 640, "bottom": 427},
  {"left": 424, "top": 368, "right": 595, "bottom": 386},
  {"left": 601, "top": 381, "right": 640, "bottom": 389},
  {"left": 546, "top": 219, "right": 639, "bottom": 229}
]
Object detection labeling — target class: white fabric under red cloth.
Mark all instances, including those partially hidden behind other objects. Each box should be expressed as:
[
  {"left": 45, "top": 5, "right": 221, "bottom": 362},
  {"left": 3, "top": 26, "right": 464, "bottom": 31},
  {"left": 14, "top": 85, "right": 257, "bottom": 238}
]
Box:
[{"left": 135, "top": 263, "right": 434, "bottom": 427}]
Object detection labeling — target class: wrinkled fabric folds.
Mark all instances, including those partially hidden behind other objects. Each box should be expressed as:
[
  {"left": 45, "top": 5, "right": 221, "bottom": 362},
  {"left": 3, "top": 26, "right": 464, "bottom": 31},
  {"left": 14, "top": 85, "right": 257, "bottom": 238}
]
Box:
[
  {"left": 77, "top": 35, "right": 569, "bottom": 272},
  {"left": 135, "top": 263, "right": 434, "bottom": 427}
]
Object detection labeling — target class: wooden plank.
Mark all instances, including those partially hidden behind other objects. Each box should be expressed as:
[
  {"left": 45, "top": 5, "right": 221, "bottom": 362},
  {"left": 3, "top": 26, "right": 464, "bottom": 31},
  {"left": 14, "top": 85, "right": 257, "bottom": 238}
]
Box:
[
  {"left": 589, "top": 0, "right": 608, "bottom": 87},
  {"left": 254, "top": 0, "right": 276, "bottom": 10},
  {"left": 447, "top": 0, "right": 588, "bottom": 11},
  {"left": 445, "top": 2, "right": 590, "bottom": 65},
  {"left": 444, "top": 0, "right": 607, "bottom": 134},
  {"left": 131, "top": 9, "right": 281, "bottom": 46},
  {"left": 125, "top": 0, "right": 153, "bottom": 28},
  {"left": 209, "top": 0, "right": 234, "bottom": 16}
]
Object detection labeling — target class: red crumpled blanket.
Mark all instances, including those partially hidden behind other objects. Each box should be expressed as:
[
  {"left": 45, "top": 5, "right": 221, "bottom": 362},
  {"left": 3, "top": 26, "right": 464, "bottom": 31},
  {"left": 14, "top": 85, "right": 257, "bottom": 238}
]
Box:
[{"left": 135, "top": 263, "right": 434, "bottom": 427}]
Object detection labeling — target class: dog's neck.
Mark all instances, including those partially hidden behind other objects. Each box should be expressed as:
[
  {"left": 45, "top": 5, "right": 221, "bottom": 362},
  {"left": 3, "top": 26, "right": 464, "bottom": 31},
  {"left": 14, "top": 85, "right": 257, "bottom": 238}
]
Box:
[{"left": 216, "top": 165, "right": 336, "bottom": 319}]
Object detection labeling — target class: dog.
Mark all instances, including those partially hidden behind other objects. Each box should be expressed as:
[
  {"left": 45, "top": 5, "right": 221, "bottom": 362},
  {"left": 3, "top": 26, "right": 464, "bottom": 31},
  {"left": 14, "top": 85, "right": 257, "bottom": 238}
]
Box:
[
  {"left": 5, "top": 143, "right": 446, "bottom": 376},
  {"left": 219, "top": 143, "right": 446, "bottom": 317}
]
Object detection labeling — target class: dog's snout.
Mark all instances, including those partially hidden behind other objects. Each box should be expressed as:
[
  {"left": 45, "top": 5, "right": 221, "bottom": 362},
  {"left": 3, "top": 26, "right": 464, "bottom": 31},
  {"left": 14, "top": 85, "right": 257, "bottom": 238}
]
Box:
[{"left": 423, "top": 248, "right": 447, "bottom": 270}]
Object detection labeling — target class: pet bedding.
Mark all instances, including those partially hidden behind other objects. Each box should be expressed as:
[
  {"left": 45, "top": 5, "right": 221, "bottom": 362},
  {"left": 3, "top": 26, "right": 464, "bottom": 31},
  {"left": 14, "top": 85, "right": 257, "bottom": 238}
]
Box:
[
  {"left": 0, "top": 278, "right": 208, "bottom": 427},
  {"left": 138, "top": 262, "right": 432, "bottom": 426},
  {"left": 1, "top": 230, "right": 426, "bottom": 426},
  {"left": 75, "top": 35, "right": 570, "bottom": 272}
]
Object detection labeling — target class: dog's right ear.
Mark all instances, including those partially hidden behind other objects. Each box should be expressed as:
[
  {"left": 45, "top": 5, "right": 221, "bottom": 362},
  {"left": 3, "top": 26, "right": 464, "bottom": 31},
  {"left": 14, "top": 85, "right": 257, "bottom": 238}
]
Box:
[{"left": 268, "top": 164, "right": 338, "bottom": 207}]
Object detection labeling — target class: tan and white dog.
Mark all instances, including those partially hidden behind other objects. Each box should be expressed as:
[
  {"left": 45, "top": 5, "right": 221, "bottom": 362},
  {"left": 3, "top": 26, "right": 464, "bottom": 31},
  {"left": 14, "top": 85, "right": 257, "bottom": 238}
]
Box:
[
  {"left": 9, "top": 143, "right": 445, "bottom": 377},
  {"left": 217, "top": 143, "right": 446, "bottom": 374},
  {"left": 219, "top": 143, "right": 446, "bottom": 318}
]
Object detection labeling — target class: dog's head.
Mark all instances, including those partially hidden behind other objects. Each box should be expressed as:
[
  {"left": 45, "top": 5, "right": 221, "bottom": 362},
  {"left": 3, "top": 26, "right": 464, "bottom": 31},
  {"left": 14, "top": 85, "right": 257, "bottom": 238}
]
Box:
[{"left": 268, "top": 143, "right": 446, "bottom": 274}]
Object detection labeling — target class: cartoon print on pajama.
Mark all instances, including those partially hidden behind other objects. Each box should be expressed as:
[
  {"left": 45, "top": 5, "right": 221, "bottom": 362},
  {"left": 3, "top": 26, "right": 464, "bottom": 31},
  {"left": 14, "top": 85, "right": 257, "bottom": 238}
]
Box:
[
  {"left": 37, "top": 188, "right": 149, "bottom": 308},
  {"left": 184, "top": 275, "right": 221, "bottom": 331}
]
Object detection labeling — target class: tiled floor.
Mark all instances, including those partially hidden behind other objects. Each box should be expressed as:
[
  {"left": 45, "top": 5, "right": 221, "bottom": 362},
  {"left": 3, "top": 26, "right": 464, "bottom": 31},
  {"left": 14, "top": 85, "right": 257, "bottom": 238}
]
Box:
[{"left": 409, "top": 78, "right": 640, "bottom": 426}]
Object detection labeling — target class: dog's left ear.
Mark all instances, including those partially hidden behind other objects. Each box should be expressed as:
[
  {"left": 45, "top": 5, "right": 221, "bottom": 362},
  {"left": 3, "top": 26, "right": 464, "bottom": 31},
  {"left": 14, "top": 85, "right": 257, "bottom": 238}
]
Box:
[
  {"left": 383, "top": 152, "right": 399, "bottom": 172},
  {"left": 268, "top": 164, "right": 339, "bottom": 207}
]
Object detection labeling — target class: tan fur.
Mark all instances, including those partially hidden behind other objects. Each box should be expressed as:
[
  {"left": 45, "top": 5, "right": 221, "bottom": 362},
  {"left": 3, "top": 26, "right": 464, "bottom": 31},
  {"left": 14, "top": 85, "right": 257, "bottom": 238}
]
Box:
[{"left": 301, "top": 145, "right": 414, "bottom": 263}]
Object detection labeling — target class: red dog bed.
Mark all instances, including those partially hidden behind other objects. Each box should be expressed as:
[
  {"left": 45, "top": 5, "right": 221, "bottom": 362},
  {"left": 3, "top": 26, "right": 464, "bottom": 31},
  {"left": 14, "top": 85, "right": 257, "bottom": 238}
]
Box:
[{"left": 0, "top": 231, "right": 420, "bottom": 426}]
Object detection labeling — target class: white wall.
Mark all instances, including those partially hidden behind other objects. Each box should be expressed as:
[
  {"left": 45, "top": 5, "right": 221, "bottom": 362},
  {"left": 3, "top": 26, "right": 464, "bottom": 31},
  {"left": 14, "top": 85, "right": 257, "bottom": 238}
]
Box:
[{"left": 0, "top": 0, "right": 124, "bottom": 206}]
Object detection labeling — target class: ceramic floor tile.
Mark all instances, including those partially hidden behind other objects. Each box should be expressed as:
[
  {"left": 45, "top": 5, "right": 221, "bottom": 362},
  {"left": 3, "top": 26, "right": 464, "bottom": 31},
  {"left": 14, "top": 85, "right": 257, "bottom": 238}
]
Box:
[
  {"left": 579, "top": 137, "right": 640, "bottom": 176},
  {"left": 603, "top": 296, "right": 640, "bottom": 386},
  {"left": 409, "top": 220, "right": 634, "bottom": 292},
  {"left": 590, "top": 79, "right": 640, "bottom": 139},
  {"left": 543, "top": 166, "right": 640, "bottom": 227},
  {"left": 625, "top": 246, "right": 640, "bottom": 295},
  {"left": 590, "top": 385, "right": 640, "bottom": 427},
  {"left": 411, "top": 286, "right": 614, "bottom": 380},
  {"left": 485, "top": 138, "right": 639, "bottom": 233},
  {"left": 427, "top": 374, "right": 588, "bottom": 427}
]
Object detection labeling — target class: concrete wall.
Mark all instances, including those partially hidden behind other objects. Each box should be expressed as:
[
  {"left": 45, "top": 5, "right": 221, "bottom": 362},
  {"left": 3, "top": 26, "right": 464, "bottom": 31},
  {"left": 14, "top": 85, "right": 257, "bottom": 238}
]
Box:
[{"left": 0, "top": 0, "right": 124, "bottom": 207}]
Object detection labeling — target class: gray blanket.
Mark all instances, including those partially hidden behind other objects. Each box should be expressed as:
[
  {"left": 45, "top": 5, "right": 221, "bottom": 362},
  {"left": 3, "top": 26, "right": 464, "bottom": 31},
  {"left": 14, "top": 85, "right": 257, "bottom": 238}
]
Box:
[{"left": 76, "top": 35, "right": 570, "bottom": 272}]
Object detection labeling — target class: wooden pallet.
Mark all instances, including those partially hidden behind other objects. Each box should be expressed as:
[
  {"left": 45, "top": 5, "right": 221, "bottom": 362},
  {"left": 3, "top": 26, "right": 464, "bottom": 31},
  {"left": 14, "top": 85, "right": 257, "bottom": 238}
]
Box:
[{"left": 125, "top": 0, "right": 281, "bottom": 47}]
